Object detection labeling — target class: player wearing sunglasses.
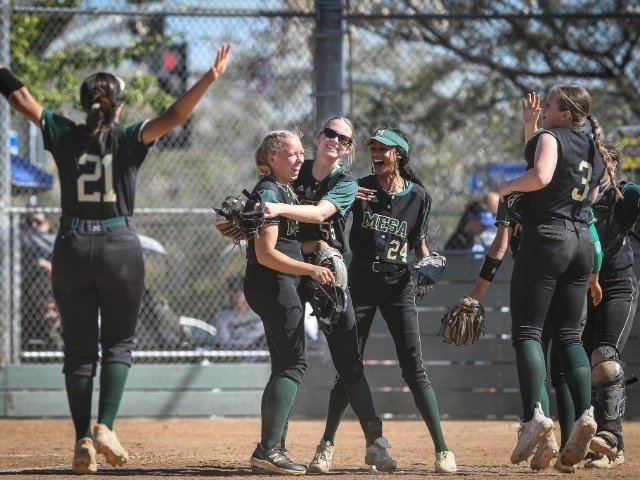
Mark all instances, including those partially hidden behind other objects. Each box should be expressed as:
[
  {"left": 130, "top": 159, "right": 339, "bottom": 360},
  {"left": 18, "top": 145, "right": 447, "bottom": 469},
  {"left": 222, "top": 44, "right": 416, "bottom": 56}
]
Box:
[{"left": 262, "top": 117, "right": 397, "bottom": 473}]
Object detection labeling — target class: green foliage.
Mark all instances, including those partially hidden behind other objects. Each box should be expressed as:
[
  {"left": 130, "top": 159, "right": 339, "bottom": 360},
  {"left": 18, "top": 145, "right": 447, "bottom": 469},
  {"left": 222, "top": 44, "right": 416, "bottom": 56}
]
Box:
[{"left": 9, "top": 8, "right": 172, "bottom": 112}]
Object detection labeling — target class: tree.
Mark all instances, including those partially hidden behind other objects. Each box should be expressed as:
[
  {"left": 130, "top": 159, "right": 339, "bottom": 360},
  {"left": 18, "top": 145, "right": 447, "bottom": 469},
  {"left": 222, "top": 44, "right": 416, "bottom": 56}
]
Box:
[
  {"left": 350, "top": 1, "right": 640, "bottom": 123},
  {"left": 9, "top": 1, "right": 172, "bottom": 113}
]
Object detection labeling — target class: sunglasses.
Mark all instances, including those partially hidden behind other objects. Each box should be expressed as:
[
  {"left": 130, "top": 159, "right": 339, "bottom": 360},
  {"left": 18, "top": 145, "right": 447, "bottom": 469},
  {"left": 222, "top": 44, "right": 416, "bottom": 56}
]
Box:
[{"left": 322, "top": 127, "right": 352, "bottom": 146}]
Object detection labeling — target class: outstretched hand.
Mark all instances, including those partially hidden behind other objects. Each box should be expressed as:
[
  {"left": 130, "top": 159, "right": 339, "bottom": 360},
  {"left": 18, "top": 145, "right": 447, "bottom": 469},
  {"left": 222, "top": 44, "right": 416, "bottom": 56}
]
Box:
[
  {"left": 521, "top": 92, "right": 540, "bottom": 129},
  {"left": 209, "top": 44, "right": 232, "bottom": 82}
]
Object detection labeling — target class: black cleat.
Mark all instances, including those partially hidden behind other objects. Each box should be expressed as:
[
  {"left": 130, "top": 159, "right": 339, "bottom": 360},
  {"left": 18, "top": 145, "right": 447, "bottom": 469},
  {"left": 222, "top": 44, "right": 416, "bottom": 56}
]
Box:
[{"left": 250, "top": 443, "right": 307, "bottom": 475}]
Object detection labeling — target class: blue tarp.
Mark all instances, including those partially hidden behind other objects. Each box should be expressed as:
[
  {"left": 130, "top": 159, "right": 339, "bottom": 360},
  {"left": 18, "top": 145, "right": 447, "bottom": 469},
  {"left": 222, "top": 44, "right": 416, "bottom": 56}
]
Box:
[{"left": 10, "top": 154, "right": 54, "bottom": 190}]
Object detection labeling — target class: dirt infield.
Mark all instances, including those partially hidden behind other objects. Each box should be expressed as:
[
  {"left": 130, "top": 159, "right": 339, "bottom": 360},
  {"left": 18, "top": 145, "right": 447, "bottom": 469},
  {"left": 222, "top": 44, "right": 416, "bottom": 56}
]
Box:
[{"left": 0, "top": 418, "right": 637, "bottom": 478}]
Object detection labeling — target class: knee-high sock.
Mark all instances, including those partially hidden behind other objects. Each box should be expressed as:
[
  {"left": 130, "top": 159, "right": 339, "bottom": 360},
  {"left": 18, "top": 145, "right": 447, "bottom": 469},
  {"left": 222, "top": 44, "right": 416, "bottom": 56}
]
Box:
[
  {"left": 65, "top": 374, "right": 93, "bottom": 441},
  {"left": 558, "top": 344, "right": 592, "bottom": 418},
  {"left": 344, "top": 376, "right": 377, "bottom": 424},
  {"left": 515, "top": 340, "right": 547, "bottom": 422},
  {"left": 321, "top": 386, "right": 350, "bottom": 445},
  {"left": 262, "top": 376, "right": 298, "bottom": 449},
  {"left": 413, "top": 386, "right": 448, "bottom": 452},
  {"left": 98, "top": 362, "right": 130, "bottom": 430}
]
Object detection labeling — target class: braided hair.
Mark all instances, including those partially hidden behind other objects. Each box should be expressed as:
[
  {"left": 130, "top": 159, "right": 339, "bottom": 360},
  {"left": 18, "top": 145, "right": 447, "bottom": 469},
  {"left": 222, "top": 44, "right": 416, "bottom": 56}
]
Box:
[{"left": 552, "top": 84, "right": 621, "bottom": 198}]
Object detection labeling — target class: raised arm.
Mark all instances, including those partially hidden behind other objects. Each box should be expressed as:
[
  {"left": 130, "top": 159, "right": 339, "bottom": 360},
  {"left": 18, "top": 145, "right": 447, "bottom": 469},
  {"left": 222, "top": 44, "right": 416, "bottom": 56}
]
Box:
[
  {"left": 522, "top": 91, "right": 540, "bottom": 144},
  {"left": 140, "top": 43, "right": 231, "bottom": 145},
  {"left": 0, "top": 64, "right": 44, "bottom": 126}
]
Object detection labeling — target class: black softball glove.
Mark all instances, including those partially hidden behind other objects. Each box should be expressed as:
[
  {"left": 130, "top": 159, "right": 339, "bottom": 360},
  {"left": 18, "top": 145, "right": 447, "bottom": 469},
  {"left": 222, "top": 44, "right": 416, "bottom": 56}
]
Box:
[
  {"left": 411, "top": 252, "right": 446, "bottom": 301},
  {"left": 503, "top": 191, "right": 527, "bottom": 224},
  {"left": 304, "top": 247, "right": 348, "bottom": 327}
]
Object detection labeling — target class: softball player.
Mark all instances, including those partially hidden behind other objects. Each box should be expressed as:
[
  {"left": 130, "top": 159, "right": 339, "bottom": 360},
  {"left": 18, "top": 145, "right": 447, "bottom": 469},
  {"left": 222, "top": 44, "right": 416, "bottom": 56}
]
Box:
[
  {"left": 582, "top": 141, "right": 639, "bottom": 469},
  {"left": 498, "top": 84, "right": 611, "bottom": 472},
  {"left": 0, "top": 44, "right": 230, "bottom": 474},
  {"left": 463, "top": 200, "right": 602, "bottom": 471},
  {"left": 311, "top": 128, "right": 456, "bottom": 474},
  {"left": 244, "top": 130, "right": 336, "bottom": 475},
  {"left": 262, "top": 117, "right": 397, "bottom": 473}
]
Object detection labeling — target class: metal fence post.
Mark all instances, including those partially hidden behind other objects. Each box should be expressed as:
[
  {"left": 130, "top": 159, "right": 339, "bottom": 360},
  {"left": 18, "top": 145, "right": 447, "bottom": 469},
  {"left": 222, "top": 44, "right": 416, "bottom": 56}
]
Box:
[
  {"left": 0, "top": 0, "right": 12, "bottom": 366},
  {"left": 314, "top": 0, "right": 344, "bottom": 127}
]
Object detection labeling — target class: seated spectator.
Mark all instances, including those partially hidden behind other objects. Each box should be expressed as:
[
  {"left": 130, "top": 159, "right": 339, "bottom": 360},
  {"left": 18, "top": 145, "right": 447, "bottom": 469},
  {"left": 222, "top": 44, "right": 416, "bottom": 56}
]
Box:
[
  {"left": 135, "top": 288, "right": 192, "bottom": 350},
  {"left": 444, "top": 196, "right": 497, "bottom": 251},
  {"left": 214, "top": 273, "right": 267, "bottom": 351},
  {"left": 20, "top": 212, "right": 61, "bottom": 350}
]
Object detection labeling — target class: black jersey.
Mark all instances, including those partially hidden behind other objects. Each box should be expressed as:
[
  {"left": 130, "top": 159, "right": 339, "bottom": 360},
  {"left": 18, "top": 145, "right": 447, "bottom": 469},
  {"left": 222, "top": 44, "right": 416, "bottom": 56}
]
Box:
[
  {"left": 349, "top": 175, "right": 430, "bottom": 267},
  {"left": 523, "top": 128, "right": 604, "bottom": 224},
  {"left": 292, "top": 160, "right": 357, "bottom": 255},
  {"left": 592, "top": 181, "right": 640, "bottom": 271},
  {"left": 41, "top": 109, "right": 150, "bottom": 219},
  {"left": 246, "top": 176, "right": 302, "bottom": 269}
]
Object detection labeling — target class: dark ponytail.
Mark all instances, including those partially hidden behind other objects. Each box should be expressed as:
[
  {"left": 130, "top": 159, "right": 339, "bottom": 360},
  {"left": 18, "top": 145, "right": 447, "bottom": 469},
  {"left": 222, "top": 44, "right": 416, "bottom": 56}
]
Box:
[
  {"left": 80, "top": 72, "right": 122, "bottom": 139},
  {"left": 388, "top": 127, "right": 432, "bottom": 241}
]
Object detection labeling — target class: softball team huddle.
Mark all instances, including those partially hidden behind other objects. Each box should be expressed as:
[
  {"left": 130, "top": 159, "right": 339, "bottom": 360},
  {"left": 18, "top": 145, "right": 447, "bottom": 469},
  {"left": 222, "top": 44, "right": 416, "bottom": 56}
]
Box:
[{"left": 0, "top": 44, "right": 635, "bottom": 476}]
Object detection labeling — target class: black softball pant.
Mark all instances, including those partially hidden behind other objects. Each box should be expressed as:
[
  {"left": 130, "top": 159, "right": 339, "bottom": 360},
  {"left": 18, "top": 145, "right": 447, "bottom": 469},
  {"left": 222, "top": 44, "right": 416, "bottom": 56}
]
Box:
[
  {"left": 244, "top": 269, "right": 307, "bottom": 385},
  {"left": 345, "top": 266, "right": 430, "bottom": 393},
  {"left": 583, "top": 266, "right": 638, "bottom": 356},
  {"left": 319, "top": 288, "right": 366, "bottom": 384},
  {"left": 52, "top": 220, "right": 145, "bottom": 377},
  {"left": 511, "top": 219, "right": 594, "bottom": 347}
]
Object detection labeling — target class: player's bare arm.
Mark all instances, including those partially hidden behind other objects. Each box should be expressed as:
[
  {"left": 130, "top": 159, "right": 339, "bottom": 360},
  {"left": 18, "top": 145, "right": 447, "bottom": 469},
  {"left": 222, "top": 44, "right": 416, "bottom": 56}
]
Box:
[
  {"left": 254, "top": 223, "right": 334, "bottom": 283},
  {"left": 1, "top": 64, "right": 44, "bottom": 125},
  {"left": 414, "top": 240, "right": 429, "bottom": 261},
  {"left": 141, "top": 43, "right": 231, "bottom": 145},
  {"left": 466, "top": 224, "right": 512, "bottom": 303},
  {"left": 301, "top": 239, "right": 330, "bottom": 255},
  {"left": 499, "top": 133, "right": 557, "bottom": 199},
  {"left": 263, "top": 199, "right": 337, "bottom": 222}
]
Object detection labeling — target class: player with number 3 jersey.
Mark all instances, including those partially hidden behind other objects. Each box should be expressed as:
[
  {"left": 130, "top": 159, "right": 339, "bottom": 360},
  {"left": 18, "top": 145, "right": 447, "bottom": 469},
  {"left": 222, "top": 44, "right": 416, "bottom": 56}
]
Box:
[{"left": 498, "top": 85, "right": 611, "bottom": 472}]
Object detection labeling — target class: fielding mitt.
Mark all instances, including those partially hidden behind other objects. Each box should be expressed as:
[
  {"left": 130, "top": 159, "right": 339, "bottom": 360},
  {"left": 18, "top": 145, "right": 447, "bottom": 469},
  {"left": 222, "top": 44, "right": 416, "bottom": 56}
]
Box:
[
  {"left": 213, "top": 189, "right": 265, "bottom": 244},
  {"left": 503, "top": 191, "right": 527, "bottom": 224},
  {"left": 304, "top": 247, "right": 348, "bottom": 326},
  {"left": 439, "top": 296, "right": 486, "bottom": 346},
  {"left": 411, "top": 252, "right": 446, "bottom": 300}
]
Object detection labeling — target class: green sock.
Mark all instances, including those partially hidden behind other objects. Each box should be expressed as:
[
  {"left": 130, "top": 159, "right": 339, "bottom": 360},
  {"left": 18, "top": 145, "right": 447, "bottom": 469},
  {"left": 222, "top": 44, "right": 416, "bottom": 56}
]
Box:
[
  {"left": 344, "top": 376, "right": 377, "bottom": 424},
  {"left": 539, "top": 385, "right": 550, "bottom": 417},
  {"left": 322, "top": 386, "right": 350, "bottom": 445},
  {"left": 97, "top": 362, "right": 130, "bottom": 430},
  {"left": 65, "top": 374, "right": 93, "bottom": 441},
  {"left": 413, "top": 387, "right": 448, "bottom": 452},
  {"left": 261, "top": 377, "right": 275, "bottom": 443},
  {"left": 558, "top": 344, "right": 592, "bottom": 417},
  {"left": 554, "top": 381, "right": 575, "bottom": 449},
  {"left": 515, "top": 340, "right": 547, "bottom": 422},
  {"left": 262, "top": 376, "right": 298, "bottom": 448}
]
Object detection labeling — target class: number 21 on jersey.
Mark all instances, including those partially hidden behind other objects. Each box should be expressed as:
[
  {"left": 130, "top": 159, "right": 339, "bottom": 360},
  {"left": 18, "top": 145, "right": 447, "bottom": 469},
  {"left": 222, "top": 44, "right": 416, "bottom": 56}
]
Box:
[{"left": 77, "top": 153, "right": 117, "bottom": 203}]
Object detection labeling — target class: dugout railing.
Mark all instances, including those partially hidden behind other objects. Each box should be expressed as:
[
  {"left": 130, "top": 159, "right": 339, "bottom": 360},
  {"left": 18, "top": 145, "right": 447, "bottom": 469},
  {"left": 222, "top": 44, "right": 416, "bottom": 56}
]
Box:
[{"left": 2, "top": 254, "right": 639, "bottom": 420}]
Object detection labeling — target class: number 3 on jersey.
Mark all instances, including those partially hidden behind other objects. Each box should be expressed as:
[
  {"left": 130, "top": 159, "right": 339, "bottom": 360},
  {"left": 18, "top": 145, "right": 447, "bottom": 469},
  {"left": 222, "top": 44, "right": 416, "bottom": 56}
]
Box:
[
  {"left": 78, "top": 153, "right": 117, "bottom": 203},
  {"left": 572, "top": 160, "right": 593, "bottom": 202}
]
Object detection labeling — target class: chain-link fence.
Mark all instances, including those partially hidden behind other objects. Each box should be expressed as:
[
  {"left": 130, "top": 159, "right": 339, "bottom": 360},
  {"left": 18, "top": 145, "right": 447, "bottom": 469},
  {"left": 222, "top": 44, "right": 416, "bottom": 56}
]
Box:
[{"left": 2, "top": 1, "right": 639, "bottom": 365}]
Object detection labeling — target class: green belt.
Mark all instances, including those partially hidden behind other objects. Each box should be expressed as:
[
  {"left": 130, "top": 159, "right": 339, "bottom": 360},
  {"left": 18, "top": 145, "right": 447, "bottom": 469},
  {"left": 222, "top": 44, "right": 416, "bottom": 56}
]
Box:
[{"left": 61, "top": 215, "right": 128, "bottom": 229}]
